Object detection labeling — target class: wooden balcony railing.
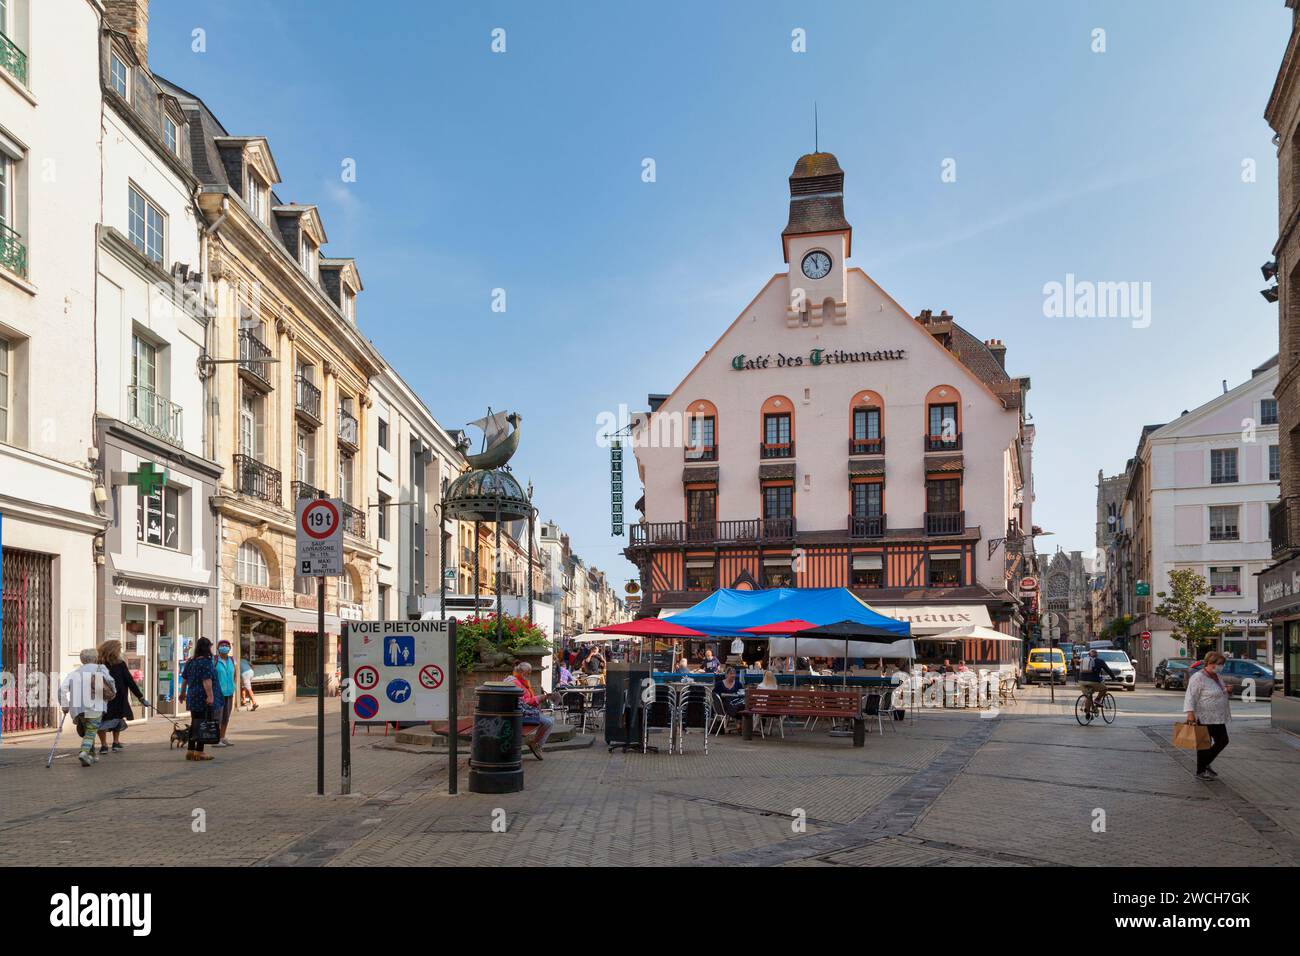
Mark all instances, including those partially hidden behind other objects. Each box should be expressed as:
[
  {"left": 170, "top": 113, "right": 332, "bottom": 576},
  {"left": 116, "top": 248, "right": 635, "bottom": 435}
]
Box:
[
  {"left": 925, "top": 510, "right": 965, "bottom": 536},
  {"left": 760, "top": 441, "right": 794, "bottom": 459},
  {"left": 848, "top": 514, "right": 886, "bottom": 538},
  {"left": 925, "top": 433, "right": 962, "bottom": 452},
  {"left": 849, "top": 437, "right": 884, "bottom": 455},
  {"left": 629, "top": 517, "right": 798, "bottom": 547},
  {"left": 684, "top": 444, "right": 718, "bottom": 462}
]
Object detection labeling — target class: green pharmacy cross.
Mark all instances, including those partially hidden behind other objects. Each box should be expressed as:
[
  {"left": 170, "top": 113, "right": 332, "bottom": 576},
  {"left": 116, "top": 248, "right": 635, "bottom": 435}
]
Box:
[{"left": 127, "top": 462, "right": 168, "bottom": 498}]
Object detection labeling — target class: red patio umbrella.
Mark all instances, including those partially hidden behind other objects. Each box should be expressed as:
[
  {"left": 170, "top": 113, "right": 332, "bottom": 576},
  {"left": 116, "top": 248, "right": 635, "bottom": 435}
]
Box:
[
  {"left": 743, "top": 619, "right": 819, "bottom": 687},
  {"left": 591, "top": 618, "right": 708, "bottom": 638}
]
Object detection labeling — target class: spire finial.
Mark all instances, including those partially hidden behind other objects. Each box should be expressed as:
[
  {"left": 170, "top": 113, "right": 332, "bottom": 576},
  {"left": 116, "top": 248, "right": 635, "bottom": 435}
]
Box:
[{"left": 814, "top": 102, "right": 819, "bottom": 153}]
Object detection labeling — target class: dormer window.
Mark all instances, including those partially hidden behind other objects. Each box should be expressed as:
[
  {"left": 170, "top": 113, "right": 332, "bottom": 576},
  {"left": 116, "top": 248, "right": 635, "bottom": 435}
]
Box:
[
  {"left": 163, "top": 116, "right": 179, "bottom": 157},
  {"left": 110, "top": 49, "right": 130, "bottom": 100},
  {"left": 299, "top": 235, "right": 317, "bottom": 279},
  {"left": 245, "top": 170, "right": 266, "bottom": 223}
]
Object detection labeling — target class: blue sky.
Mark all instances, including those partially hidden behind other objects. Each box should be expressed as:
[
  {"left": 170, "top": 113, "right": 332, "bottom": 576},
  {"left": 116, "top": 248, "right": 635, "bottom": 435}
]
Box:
[{"left": 148, "top": 0, "right": 1289, "bottom": 581}]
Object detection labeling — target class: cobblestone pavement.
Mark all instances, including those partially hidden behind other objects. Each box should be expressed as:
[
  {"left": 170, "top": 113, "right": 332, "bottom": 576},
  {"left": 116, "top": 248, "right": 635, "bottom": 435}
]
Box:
[{"left": 1, "top": 686, "right": 1295, "bottom": 866}]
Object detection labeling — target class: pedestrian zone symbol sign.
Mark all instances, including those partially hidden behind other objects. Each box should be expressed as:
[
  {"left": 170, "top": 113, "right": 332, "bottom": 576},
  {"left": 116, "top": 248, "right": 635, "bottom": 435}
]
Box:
[{"left": 349, "top": 621, "right": 450, "bottom": 722}]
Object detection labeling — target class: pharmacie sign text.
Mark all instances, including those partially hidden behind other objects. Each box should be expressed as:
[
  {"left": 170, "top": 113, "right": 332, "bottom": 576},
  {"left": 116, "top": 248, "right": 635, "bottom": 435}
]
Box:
[{"left": 731, "top": 347, "right": 906, "bottom": 371}]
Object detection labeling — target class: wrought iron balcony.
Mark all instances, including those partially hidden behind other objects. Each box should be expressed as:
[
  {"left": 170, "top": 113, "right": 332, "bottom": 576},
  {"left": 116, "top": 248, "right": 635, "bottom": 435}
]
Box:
[
  {"left": 925, "top": 510, "right": 965, "bottom": 536},
  {"left": 760, "top": 441, "right": 794, "bottom": 459},
  {"left": 342, "top": 501, "right": 366, "bottom": 537},
  {"left": 233, "top": 454, "right": 281, "bottom": 505},
  {"left": 850, "top": 437, "right": 884, "bottom": 456},
  {"left": 238, "top": 330, "right": 274, "bottom": 390},
  {"left": 0, "top": 30, "right": 26, "bottom": 86},
  {"left": 0, "top": 222, "right": 27, "bottom": 278},
  {"left": 294, "top": 375, "right": 321, "bottom": 425},
  {"left": 925, "top": 433, "right": 962, "bottom": 452},
  {"left": 1270, "top": 500, "right": 1300, "bottom": 557},
  {"left": 629, "top": 517, "right": 797, "bottom": 547},
  {"left": 684, "top": 444, "right": 718, "bottom": 462},
  {"left": 128, "top": 386, "right": 183, "bottom": 447},
  {"left": 848, "top": 513, "right": 887, "bottom": 538},
  {"left": 337, "top": 408, "right": 359, "bottom": 450},
  {"left": 292, "top": 480, "right": 323, "bottom": 501}
]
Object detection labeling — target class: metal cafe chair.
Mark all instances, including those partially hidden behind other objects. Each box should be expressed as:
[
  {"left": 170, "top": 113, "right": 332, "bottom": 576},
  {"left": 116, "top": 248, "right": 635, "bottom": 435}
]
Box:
[
  {"left": 561, "top": 690, "right": 591, "bottom": 735},
  {"left": 862, "top": 691, "right": 889, "bottom": 735},
  {"left": 677, "top": 684, "right": 712, "bottom": 754},
  {"left": 643, "top": 683, "right": 677, "bottom": 754},
  {"left": 709, "top": 691, "right": 735, "bottom": 737}
]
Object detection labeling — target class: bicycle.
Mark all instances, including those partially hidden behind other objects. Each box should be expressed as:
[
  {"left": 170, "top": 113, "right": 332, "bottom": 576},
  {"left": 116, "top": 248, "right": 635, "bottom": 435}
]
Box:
[{"left": 1075, "top": 687, "right": 1116, "bottom": 725}]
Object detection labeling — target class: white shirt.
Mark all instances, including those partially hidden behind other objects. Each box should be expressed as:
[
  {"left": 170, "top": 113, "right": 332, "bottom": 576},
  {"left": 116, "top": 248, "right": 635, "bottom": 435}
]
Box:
[{"left": 59, "top": 663, "right": 116, "bottom": 719}]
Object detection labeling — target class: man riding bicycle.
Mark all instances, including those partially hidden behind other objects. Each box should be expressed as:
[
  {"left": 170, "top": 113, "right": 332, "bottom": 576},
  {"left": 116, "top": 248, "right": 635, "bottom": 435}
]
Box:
[{"left": 1078, "top": 649, "right": 1117, "bottom": 713}]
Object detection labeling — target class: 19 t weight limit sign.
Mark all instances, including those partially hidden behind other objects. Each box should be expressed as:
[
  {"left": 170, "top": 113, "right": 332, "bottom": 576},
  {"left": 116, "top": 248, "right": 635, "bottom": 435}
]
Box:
[{"left": 296, "top": 498, "right": 344, "bottom": 577}]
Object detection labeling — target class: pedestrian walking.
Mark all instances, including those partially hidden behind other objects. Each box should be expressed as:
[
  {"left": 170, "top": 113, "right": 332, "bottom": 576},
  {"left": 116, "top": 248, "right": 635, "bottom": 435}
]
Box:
[
  {"left": 238, "top": 654, "right": 258, "bottom": 710},
  {"left": 177, "top": 637, "right": 218, "bottom": 762},
  {"left": 95, "top": 639, "right": 149, "bottom": 754},
  {"left": 213, "top": 639, "right": 237, "bottom": 747},
  {"left": 58, "top": 649, "right": 117, "bottom": 768},
  {"left": 1184, "top": 650, "right": 1232, "bottom": 780}
]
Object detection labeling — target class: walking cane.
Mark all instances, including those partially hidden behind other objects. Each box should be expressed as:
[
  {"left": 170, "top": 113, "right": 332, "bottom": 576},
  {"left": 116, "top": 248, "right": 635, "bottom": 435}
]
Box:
[{"left": 46, "top": 712, "right": 66, "bottom": 769}]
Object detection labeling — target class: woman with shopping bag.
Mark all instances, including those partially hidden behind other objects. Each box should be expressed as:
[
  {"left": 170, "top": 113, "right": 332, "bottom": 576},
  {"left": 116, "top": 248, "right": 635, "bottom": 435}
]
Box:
[{"left": 1181, "top": 650, "right": 1231, "bottom": 780}]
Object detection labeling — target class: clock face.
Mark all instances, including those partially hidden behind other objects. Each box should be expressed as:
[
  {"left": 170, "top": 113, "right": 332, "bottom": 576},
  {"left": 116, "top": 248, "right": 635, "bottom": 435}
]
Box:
[{"left": 801, "top": 250, "right": 831, "bottom": 280}]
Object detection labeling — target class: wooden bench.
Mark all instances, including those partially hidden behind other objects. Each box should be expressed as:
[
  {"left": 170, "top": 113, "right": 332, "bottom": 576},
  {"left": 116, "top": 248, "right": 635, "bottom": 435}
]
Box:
[{"left": 742, "top": 689, "right": 865, "bottom": 746}]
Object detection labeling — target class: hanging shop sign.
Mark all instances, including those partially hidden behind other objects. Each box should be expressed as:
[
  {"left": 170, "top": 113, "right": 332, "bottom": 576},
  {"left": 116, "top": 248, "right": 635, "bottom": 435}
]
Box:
[
  {"left": 731, "top": 348, "right": 906, "bottom": 371},
  {"left": 611, "top": 440, "right": 624, "bottom": 537}
]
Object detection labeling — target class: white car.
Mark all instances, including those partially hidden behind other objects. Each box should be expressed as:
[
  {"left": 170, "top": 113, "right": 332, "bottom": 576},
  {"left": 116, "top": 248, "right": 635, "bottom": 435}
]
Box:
[{"left": 1095, "top": 650, "right": 1137, "bottom": 691}]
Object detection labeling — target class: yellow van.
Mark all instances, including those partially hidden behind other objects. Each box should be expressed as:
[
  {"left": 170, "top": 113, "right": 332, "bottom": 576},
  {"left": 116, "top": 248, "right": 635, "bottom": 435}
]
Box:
[{"left": 1025, "top": 648, "right": 1066, "bottom": 684}]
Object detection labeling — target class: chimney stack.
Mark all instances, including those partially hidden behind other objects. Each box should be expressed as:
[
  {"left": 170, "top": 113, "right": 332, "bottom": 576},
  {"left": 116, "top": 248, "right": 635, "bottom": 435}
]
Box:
[
  {"left": 104, "top": 0, "right": 149, "bottom": 69},
  {"left": 985, "top": 338, "right": 1007, "bottom": 369}
]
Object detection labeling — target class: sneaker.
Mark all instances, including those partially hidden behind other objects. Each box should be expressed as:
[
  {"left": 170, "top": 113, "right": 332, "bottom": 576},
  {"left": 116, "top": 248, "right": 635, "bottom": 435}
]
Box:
[
  {"left": 219, "top": 739, "right": 233, "bottom": 746},
  {"left": 213, "top": 740, "right": 229, "bottom": 748},
  {"left": 99, "top": 745, "right": 109, "bottom": 754},
  {"left": 1195, "top": 770, "right": 1214, "bottom": 780},
  {"left": 1203, "top": 767, "right": 1218, "bottom": 778},
  {"left": 111, "top": 743, "right": 124, "bottom": 752},
  {"left": 78, "top": 751, "right": 93, "bottom": 767}
]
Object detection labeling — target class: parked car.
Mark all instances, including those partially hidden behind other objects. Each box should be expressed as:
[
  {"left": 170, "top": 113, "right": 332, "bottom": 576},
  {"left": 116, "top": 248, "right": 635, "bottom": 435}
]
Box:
[
  {"left": 1154, "top": 658, "right": 1192, "bottom": 690},
  {"left": 1025, "top": 647, "right": 1067, "bottom": 684},
  {"left": 1094, "top": 649, "right": 1137, "bottom": 691},
  {"left": 1087, "top": 639, "right": 1116, "bottom": 651},
  {"left": 1211, "top": 659, "right": 1275, "bottom": 698}
]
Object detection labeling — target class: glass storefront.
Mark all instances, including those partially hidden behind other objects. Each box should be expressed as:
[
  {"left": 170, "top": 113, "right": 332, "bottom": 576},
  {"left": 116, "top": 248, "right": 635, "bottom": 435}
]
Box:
[
  {"left": 240, "top": 613, "right": 285, "bottom": 692},
  {"left": 117, "top": 602, "right": 199, "bottom": 718},
  {"left": 1289, "top": 621, "right": 1300, "bottom": 699}
]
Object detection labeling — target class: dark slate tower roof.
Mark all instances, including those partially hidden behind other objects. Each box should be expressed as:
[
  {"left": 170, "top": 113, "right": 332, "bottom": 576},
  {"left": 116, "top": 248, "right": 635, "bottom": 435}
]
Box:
[{"left": 782, "top": 151, "right": 852, "bottom": 260}]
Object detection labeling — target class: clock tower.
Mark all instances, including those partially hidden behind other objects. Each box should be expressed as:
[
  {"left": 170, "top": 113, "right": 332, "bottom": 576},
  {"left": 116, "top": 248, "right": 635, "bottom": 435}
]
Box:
[{"left": 781, "top": 152, "right": 852, "bottom": 327}]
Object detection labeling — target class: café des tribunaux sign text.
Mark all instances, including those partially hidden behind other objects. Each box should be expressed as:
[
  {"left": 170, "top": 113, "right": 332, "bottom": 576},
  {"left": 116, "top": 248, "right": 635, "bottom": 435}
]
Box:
[{"left": 731, "top": 347, "right": 906, "bottom": 371}]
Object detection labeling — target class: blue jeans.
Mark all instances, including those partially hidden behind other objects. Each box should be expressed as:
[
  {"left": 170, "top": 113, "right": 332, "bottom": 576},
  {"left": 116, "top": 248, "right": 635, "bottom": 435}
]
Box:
[{"left": 525, "top": 713, "right": 554, "bottom": 746}]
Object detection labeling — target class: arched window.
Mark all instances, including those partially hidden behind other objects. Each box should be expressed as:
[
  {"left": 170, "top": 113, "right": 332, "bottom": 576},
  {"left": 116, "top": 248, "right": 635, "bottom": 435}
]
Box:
[
  {"left": 684, "top": 399, "right": 718, "bottom": 461},
  {"left": 760, "top": 396, "right": 794, "bottom": 459},
  {"left": 924, "top": 385, "right": 962, "bottom": 451},
  {"left": 849, "top": 390, "right": 884, "bottom": 455},
  {"left": 236, "top": 542, "right": 270, "bottom": 586}
]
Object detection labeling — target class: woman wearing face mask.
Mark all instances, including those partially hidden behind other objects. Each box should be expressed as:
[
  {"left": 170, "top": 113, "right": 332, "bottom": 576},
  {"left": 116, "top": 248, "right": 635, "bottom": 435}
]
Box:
[{"left": 213, "top": 639, "right": 238, "bottom": 748}]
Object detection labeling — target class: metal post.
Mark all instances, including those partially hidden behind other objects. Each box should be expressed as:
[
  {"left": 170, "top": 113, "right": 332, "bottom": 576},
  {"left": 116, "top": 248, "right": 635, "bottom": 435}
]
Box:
[
  {"left": 473, "top": 520, "right": 481, "bottom": 608},
  {"left": 438, "top": 506, "right": 447, "bottom": 623},
  {"left": 494, "top": 498, "right": 503, "bottom": 644},
  {"left": 340, "top": 621, "right": 351, "bottom": 795},
  {"left": 448, "top": 618, "right": 458, "bottom": 795},
  {"left": 527, "top": 504, "right": 535, "bottom": 626},
  {"left": 317, "top": 562, "right": 326, "bottom": 797}
]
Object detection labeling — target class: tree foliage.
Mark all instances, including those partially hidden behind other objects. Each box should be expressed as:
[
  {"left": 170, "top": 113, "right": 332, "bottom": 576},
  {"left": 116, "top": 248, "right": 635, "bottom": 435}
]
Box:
[{"left": 1153, "top": 568, "right": 1222, "bottom": 657}]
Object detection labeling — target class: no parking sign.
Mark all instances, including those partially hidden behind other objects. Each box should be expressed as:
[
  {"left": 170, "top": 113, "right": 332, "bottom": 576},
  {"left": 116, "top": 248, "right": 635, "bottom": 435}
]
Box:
[{"left": 347, "top": 620, "right": 452, "bottom": 722}]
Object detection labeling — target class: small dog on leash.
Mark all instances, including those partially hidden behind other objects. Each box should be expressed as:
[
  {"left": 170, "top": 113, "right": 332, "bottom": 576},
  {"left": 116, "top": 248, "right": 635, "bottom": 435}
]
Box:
[{"left": 168, "top": 722, "right": 191, "bottom": 749}]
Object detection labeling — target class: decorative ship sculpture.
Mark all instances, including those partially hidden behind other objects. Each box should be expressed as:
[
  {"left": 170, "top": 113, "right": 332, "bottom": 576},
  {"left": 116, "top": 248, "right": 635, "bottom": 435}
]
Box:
[{"left": 464, "top": 409, "right": 521, "bottom": 470}]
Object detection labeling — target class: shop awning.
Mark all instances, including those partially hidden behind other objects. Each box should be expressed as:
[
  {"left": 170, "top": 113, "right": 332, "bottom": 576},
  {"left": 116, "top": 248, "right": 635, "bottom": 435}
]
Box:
[
  {"left": 237, "top": 602, "right": 342, "bottom": 634},
  {"left": 869, "top": 604, "right": 992, "bottom": 635}
]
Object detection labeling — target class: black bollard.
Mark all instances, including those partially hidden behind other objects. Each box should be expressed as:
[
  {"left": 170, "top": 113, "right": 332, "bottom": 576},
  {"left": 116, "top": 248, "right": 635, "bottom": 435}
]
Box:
[{"left": 468, "top": 682, "right": 524, "bottom": 794}]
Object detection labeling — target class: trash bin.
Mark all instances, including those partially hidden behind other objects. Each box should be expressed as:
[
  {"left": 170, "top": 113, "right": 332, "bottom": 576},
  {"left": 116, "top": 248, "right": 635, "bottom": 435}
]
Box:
[{"left": 468, "top": 681, "right": 524, "bottom": 794}]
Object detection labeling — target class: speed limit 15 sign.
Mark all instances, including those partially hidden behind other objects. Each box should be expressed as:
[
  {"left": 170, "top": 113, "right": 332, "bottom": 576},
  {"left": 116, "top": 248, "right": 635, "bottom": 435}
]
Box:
[{"left": 296, "top": 497, "right": 344, "bottom": 577}]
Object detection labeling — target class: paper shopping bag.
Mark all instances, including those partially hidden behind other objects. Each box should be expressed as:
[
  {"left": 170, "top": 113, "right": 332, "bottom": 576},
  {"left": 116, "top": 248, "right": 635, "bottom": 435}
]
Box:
[{"left": 1172, "top": 722, "right": 1211, "bottom": 750}]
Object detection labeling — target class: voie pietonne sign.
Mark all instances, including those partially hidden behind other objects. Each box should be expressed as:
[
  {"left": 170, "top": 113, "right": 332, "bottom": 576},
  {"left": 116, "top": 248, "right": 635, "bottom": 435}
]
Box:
[
  {"left": 347, "top": 620, "right": 451, "bottom": 722},
  {"left": 295, "top": 497, "right": 344, "bottom": 577}
]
